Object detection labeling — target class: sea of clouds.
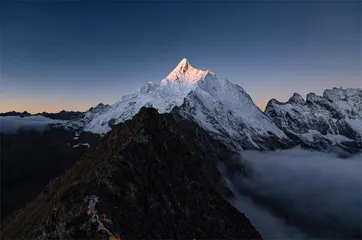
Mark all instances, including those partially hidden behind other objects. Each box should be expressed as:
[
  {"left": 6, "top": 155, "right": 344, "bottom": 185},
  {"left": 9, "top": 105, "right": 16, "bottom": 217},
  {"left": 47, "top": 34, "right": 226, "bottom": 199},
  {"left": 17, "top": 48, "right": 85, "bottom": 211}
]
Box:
[
  {"left": 0, "top": 116, "right": 64, "bottom": 134},
  {"left": 226, "top": 148, "right": 362, "bottom": 239}
]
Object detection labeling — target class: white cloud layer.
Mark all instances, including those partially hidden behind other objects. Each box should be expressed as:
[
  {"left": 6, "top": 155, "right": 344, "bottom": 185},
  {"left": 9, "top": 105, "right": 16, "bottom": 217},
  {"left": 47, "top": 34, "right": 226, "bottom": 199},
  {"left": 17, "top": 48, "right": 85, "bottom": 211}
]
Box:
[
  {"left": 227, "top": 148, "right": 362, "bottom": 239},
  {"left": 0, "top": 116, "right": 64, "bottom": 134}
]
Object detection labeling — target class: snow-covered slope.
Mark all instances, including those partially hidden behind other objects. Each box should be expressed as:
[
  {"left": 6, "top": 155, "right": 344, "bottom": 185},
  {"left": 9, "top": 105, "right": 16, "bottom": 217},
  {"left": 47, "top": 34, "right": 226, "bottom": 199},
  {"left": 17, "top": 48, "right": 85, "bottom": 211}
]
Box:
[
  {"left": 177, "top": 77, "right": 291, "bottom": 150},
  {"left": 67, "top": 58, "right": 290, "bottom": 150},
  {"left": 265, "top": 89, "right": 362, "bottom": 152},
  {"left": 66, "top": 59, "right": 211, "bottom": 134}
]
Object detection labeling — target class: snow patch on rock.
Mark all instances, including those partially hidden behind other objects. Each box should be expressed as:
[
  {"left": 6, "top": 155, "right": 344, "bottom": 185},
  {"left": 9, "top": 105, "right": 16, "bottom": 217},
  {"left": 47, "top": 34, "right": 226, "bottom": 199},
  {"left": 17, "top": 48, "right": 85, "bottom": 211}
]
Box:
[{"left": 265, "top": 88, "right": 362, "bottom": 150}]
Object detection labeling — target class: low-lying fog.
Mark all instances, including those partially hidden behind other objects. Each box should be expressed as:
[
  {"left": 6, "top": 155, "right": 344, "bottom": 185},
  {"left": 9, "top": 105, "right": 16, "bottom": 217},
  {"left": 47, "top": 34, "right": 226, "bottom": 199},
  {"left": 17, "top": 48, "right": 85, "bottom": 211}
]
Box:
[
  {"left": 0, "top": 116, "right": 64, "bottom": 133},
  {"left": 227, "top": 148, "right": 362, "bottom": 239}
]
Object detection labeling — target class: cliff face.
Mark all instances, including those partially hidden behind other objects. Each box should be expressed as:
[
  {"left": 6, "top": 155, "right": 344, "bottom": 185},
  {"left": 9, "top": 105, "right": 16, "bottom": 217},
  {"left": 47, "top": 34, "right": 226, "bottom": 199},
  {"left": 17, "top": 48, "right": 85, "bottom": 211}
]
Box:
[{"left": 2, "top": 107, "right": 261, "bottom": 239}]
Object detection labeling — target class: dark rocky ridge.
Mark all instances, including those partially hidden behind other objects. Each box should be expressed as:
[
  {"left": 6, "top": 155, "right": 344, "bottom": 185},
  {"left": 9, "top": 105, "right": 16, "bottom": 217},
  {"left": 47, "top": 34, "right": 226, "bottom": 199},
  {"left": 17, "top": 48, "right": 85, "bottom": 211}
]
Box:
[
  {"left": 0, "top": 111, "right": 31, "bottom": 118},
  {"left": 1, "top": 107, "right": 261, "bottom": 239},
  {"left": 35, "top": 110, "right": 84, "bottom": 120}
]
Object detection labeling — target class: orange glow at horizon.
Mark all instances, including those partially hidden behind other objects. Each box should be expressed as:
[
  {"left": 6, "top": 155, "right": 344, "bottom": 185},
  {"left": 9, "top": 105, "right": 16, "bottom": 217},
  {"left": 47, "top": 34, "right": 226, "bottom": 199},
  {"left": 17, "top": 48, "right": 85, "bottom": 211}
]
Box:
[
  {"left": 1, "top": 82, "right": 360, "bottom": 114},
  {"left": 0, "top": 100, "right": 93, "bottom": 114}
]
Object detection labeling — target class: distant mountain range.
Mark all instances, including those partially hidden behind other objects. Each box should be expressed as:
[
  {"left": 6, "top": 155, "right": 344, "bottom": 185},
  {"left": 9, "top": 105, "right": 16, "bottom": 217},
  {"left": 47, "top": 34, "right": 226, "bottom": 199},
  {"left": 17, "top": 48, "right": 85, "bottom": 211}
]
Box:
[{"left": 0, "top": 110, "right": 84, "bottom": 120}]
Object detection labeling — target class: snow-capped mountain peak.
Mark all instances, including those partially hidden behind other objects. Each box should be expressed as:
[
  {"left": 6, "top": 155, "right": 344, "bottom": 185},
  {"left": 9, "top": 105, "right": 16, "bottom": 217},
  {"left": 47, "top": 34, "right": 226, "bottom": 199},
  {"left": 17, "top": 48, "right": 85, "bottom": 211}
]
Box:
[
  {"left": 163, "top": 58, "right": 216, "bottom": 85},
  {"left": 67, "top": 59, "right": 211, "bottom": 134},
  {"left": 174, "top": 58, "right": 190, "bottom": 72},
  {"left": 66, "top": 58, "right": 291, "bottom": 150}
]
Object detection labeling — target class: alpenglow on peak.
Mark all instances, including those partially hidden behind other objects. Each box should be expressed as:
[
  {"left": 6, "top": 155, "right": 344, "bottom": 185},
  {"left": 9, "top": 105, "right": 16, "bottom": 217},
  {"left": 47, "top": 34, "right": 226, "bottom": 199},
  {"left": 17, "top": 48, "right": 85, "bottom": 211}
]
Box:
[
  {"left": 176, "top": 58, "right": 190, "bottom": 72},
  {"left": 164, "top": 58, "right": 216, "bottom": 84}
]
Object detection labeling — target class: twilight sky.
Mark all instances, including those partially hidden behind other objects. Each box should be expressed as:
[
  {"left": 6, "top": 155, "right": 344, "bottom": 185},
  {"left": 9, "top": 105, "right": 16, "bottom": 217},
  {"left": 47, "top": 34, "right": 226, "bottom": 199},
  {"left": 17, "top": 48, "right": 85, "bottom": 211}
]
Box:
[{"left": 1, "top": 0, "right": 361, "bottom": 113}]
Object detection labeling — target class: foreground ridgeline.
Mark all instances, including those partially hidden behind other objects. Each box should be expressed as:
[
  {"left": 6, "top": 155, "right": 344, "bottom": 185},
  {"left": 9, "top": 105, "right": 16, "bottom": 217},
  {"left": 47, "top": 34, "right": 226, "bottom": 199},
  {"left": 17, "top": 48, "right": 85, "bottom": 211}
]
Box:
[{"left": 1, "top": 108, "right": 262, "bottom": 239}]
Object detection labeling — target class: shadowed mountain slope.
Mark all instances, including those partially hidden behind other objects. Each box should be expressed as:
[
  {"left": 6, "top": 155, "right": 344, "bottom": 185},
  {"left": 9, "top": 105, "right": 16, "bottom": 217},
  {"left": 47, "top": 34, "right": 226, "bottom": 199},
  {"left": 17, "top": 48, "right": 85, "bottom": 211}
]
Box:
[
  {"left": 1, "top": 107, "right": 261, "bottom": 239},
  {"left": 1, "top": 128, "right": 99, "bottom": 220}
]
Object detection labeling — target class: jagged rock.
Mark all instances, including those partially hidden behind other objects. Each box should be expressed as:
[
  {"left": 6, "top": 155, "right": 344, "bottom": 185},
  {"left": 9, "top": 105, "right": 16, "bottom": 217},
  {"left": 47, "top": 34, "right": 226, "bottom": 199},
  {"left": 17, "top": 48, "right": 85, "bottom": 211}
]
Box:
[
  {"left": 0, "top": 111, "right": 31, "bottom": 117},
  {"left": 288, "top": 93, "right": 306, "bottom": 105}
]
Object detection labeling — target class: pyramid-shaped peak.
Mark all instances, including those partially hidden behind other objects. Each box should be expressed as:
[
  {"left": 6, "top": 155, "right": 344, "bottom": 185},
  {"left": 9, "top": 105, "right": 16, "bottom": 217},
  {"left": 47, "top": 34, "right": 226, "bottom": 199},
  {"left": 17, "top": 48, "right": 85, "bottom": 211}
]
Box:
[
  {"left": 163, "top": 58, "right": 216, "bottom": 84},
  {"left": 288, "top": 93, "right": 305, "bottom": 105},
  {"left": 175, "top": 58, "right": 192, "bottom": 72}
]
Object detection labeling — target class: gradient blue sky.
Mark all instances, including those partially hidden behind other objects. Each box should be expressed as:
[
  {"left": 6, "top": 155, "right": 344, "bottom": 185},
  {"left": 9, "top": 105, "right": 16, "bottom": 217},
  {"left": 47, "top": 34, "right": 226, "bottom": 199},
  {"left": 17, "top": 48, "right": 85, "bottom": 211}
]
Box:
[{"left": 1, "top": 0, "right": 361, "bottom": 113}]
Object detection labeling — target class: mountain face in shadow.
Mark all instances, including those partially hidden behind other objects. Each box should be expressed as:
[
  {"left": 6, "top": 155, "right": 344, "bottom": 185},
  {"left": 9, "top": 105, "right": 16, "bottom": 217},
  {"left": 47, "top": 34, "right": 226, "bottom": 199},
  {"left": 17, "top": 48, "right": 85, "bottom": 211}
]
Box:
[
  {"left": 1, "top": 128, "right": 100, "bottom": 220},
  {"left": 1, "top": 107, "right": 261, "bottom": 239}
]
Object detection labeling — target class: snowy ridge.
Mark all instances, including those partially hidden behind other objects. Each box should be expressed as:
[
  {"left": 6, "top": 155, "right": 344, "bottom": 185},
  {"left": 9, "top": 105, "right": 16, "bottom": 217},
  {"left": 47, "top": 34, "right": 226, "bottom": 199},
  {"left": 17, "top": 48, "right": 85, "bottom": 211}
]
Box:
[
  {"left": 265, "top": 88, "right": 362, "bottom": 151},
  {"left": 178, "top": 77, "right": 291, "bottom": 150},
  {"left": 66, "top": 59, "right": 211, "bottom": 134}
]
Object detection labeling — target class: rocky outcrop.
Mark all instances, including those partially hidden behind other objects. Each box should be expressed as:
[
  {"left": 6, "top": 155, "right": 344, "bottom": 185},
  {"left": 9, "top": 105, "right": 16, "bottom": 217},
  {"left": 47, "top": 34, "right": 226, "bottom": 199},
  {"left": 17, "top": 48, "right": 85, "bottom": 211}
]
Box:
[
  {"left": 0, "top": 111, "right": 31, "bottom": 117},
  {"left": 1, "top": 107, "right": 261, "bottom": 239}
]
